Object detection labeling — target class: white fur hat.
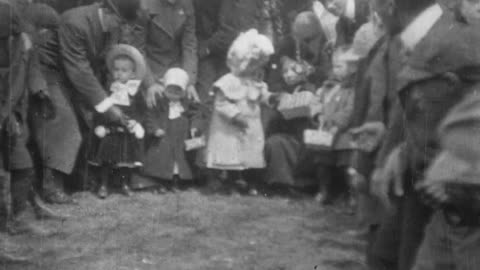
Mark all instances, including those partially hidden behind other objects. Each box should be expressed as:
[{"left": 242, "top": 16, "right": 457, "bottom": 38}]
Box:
[
  {"left": 164, "top": 68, "right": 190, "bottom": 91},
  {"left": 227, "top": 29, "right": 275, "bottom": 75}
]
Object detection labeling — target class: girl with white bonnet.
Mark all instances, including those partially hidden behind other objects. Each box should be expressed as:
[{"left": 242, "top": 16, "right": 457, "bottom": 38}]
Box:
[{"left": 205, "top": 29, "right": 281, "bottom": 194}]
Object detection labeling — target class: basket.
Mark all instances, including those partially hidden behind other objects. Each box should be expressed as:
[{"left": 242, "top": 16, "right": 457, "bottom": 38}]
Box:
[
  {"left": 278, "top": 91, "right": 321, "bottom": 120},
  {"left": 185, "top": 136, "right": 206, "bottom": 151},
  {"left": 303, "top": 129, "right": 335, "bottom": 150}
]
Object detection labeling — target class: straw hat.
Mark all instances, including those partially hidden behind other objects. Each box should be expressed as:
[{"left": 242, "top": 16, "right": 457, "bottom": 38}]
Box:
[{"left": 106, "top": 44, "right": 147, "bottom": 80}]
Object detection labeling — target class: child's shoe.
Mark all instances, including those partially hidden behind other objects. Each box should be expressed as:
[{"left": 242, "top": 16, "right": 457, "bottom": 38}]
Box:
[
  {"left": 97, "top": 185, "right": 108, "bottom": 199},
  {"left": 120, "top": 183, "right": 133, "bottom": 197}
]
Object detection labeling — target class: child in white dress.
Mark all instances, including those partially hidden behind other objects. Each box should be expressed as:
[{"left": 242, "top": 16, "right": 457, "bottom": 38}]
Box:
[{"left": 205, "top": 29, "right": 280, "bottom": 194}]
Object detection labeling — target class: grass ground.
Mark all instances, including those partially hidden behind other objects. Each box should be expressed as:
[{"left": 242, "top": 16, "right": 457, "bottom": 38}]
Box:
[{"left": 2, "top": 190, "right": 366, "bottom": 270}]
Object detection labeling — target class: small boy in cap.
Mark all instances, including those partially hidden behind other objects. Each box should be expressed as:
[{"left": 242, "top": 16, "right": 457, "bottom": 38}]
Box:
[
  {"left": 90, "top": 44, "right": 146, "bottom": 199},
  {"left": 143, "top": 68, "right": 206, "bottom": 193},
  {"left": 314, "top": 45, "right": 359, "bottom": 204}
]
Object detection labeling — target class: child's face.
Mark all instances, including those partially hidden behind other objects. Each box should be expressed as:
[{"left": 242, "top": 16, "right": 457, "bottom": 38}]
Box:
[
  {"left": 332, "top": 59, "right": 356, "bottom": 80},
  {"left": 113, "top": 58, "right": 135, "bottom": 84},
  {"left": 282, "top": 61, "right": 304, "bottom": 86},
  {"left": 164, "top": 85, "right": 185, "bottom": 102},
  {"left": 461, "top": 0, "right": 480, "bottom": 24}
]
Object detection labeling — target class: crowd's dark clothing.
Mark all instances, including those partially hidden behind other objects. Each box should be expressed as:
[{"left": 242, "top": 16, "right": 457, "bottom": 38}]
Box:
[
  {"left": 412, "top": 91, "right": 480, "bottom": 270},
  {"left": 345, "top": 37, "right": 387, "bottom": 179},
  {"left": 372, "top": 172, "right": 433, "bottom": 270},
  {"left": 59, "top": 4, "right": 123, "bottom": 128},
  {"left": 335, "top": 0, "right": 370, "bottom": 46},
  {"left": 194, "top": 0, "right": 228, "bottom": 102},
  {"left": 371, "top": 7, "right": 480, "bottom": 270},
  {"left": 264, "top": 84, "right": 318, "bottom": 187},
  {"left": 29, "top": 29, "right": 82, "bottom": 175},
  {"left": 194, "top": 0, "right": 232, "bottom": 59},
  {"left": 142, "top": 98, "right": 205, "bottom": 181},
  {"left": 37, "top": 0, "right": 99, "bottom": 13},
  {"left": 143, "top": 0, "right": 198, "bottom": 83},
  {"left": 0, "top": 0, "right": 36, "bottom": 228},
  {"left": 0, "top": 35, "right": 34, "bottom": 172}
]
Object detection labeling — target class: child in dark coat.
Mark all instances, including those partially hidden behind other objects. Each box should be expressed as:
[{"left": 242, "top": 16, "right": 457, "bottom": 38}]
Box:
[
  {"left": 143, "top": 68, "right": 205, "bottom": 192},
  {"left": 89, "top": 44, "right": 146, "bottom": 199},
  {"left": 314, "top": 46, "right": 358, "bottom": 204}
]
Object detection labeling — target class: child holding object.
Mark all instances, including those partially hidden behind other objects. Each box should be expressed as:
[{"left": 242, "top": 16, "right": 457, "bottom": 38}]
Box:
[
  {"left": 89, "top": 44, "right": 146, "bottom": 199},
  {"left": 204, "top": 29, "right": 281, "bottom": 195},
  {"left": 143, "top": 68, "right": 206, "bottom": 193},
  {"left": 312, "top": 46, "right": 358, "bottom": 204}
]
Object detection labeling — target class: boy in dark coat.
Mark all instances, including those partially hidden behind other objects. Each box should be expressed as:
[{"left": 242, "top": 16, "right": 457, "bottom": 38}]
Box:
[{"left": 143, "top": 68, "right": 205, "bottom": 192}]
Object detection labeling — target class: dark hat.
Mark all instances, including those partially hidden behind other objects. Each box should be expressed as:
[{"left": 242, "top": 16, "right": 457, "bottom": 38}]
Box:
[
  {"left": 103, "top": 0, "right": 141, "bottom": 21},
  {"left": 0, "top": 0, "right": 23, "bottom": 38},
  {"left": 24, "top": 3, "right": 60, "bottom": 30}
]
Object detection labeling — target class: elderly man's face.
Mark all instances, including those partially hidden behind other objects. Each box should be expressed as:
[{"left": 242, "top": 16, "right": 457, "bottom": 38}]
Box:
[
  {"left": 461, "top": 0, "right": 480, "bottom": 24},
  {"left": 325, "top": 0, "right": 348, "bottom": 16}
]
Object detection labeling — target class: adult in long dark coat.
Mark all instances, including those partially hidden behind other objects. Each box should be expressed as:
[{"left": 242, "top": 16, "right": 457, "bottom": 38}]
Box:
[
  {"left": 141, "top": 0, "right": 199, "bottom": 107},
  {"left": 366, "top": 1, "right": 480, "bottom": 270},
  {"left": 0, "top": 1, "right": 56, "bottom": 236},
  {"left": 324, "top": 0, "right": 370, "bottom": 46},
  {"left": 25, "top": 4, "right": 82, "bottom": 204},
  {"left": 59, "top": 0, "right": 156, "bottom": 187}
]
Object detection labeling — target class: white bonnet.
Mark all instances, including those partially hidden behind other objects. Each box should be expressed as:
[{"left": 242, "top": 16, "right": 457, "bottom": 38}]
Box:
[
  {"left": 164, "top": 68, "right": 190, "bottom": 91},
  {"left": 226, "top": 29, "right": 275, "bottom": 75}
]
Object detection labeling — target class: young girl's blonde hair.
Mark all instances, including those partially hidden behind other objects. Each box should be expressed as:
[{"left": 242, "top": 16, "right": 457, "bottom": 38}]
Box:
[{"left": 226, "top": 29, "right": 275, "bottom": 76}]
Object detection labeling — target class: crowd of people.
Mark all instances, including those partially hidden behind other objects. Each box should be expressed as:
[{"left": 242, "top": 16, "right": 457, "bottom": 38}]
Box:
[{"left": 1, "top": 0, "right": 480, "bottom": 269}]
